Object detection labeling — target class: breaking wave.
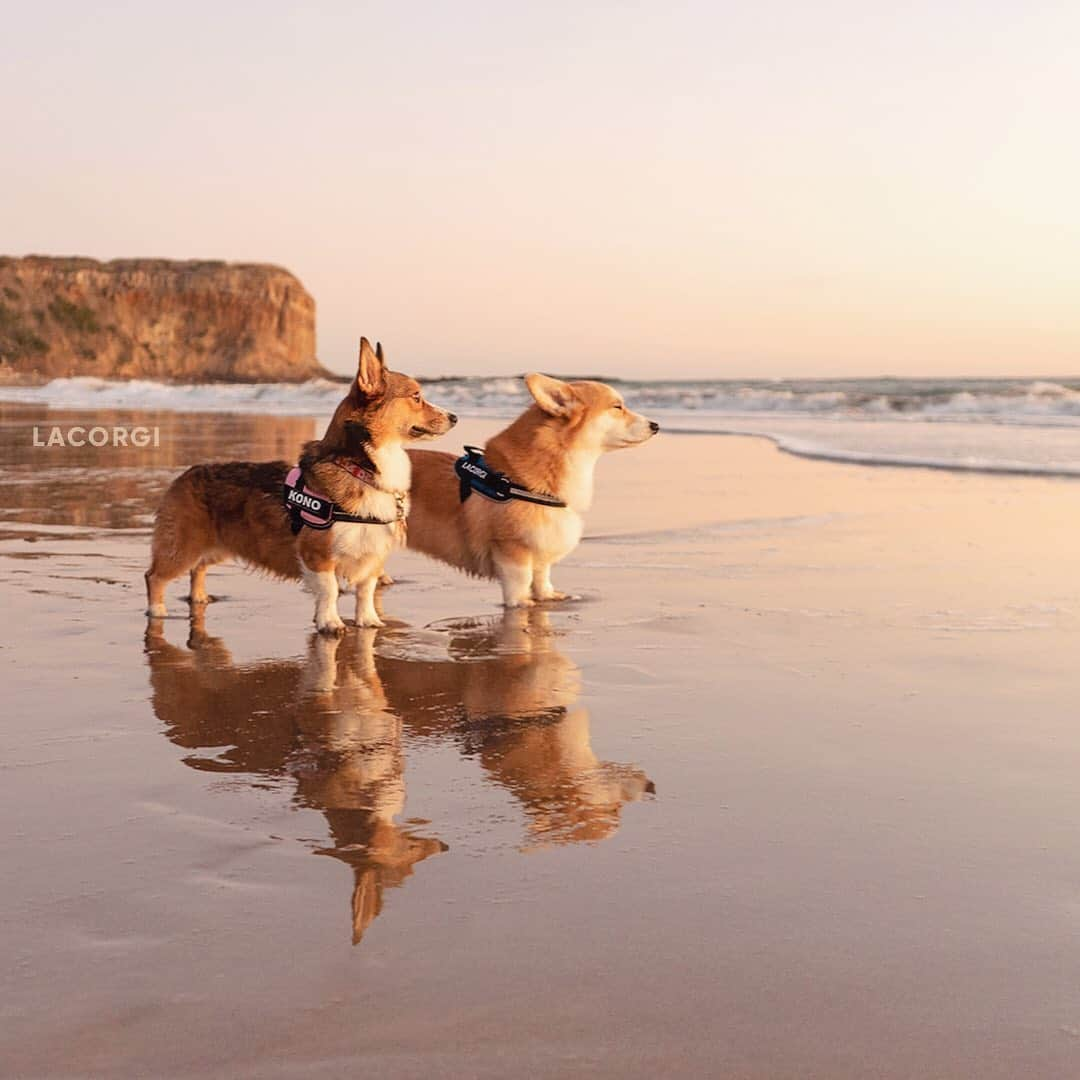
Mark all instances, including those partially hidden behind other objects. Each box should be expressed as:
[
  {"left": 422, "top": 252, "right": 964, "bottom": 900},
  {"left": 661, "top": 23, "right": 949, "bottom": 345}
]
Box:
[{"left": 6, "top": 374, "right": 1080, "bottom": 424}]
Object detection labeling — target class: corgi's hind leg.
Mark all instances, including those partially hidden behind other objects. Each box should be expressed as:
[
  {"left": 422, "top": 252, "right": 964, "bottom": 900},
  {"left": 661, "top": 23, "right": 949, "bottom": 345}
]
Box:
[
  {"left": 145, "top": 566, "right": 169, "bottom": 618},
  {"left": 188, "top": 562, "right": 210, "bottom": 605},
  {"left": 146, "top": 542, "right": 205, "bottom": 617},
  {"left": 187, "top": 558, "right": 225, "bottom": 605},
  {"left": 146, "top": 482, "right": 216, "bottom": 618},
  {"left": 493, "top": 545, "right": 534, "bottom": 608}
]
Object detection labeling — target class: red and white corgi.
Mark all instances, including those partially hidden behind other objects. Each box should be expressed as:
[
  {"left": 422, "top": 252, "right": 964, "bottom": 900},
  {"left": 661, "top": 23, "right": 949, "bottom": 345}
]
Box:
[
  {"left": 405, "top": 374, "right": 658, "bottom": 607},
  {"left": 145, "top": 338, "right": 456, "bottom": 632}
]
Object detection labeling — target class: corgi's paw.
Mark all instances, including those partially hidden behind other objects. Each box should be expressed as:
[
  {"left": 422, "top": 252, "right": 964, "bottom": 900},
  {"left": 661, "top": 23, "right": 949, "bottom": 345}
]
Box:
[
  {"left": 316, "top": 615, "right": 347, "bottom": 636},
  {"left": 378, "top": 573, "right": 394, "bottom": 587},
  {"left": 536, "top": 590, "right": 575, "bottom": 602},
  {"left": 504, "top": 596, "right": 536, "bottom": 609},
  {"left": 355, "top": 612, "right": 385, "bottom": 629}
]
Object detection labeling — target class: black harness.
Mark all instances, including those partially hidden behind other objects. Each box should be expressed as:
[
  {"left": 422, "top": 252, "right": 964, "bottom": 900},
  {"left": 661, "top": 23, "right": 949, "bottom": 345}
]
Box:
[
  {"left": 453, "top": 446, "right": 566, "bottom": 507},
  {"left": 282, "top": 465, "right": 400, "bottom": 535}
]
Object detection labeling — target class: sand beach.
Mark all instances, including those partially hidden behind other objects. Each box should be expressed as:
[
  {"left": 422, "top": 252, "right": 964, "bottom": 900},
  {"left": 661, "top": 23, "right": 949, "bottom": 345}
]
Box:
[{"left": 3, "top": 403, "right": 1080, "bottom": 1077}]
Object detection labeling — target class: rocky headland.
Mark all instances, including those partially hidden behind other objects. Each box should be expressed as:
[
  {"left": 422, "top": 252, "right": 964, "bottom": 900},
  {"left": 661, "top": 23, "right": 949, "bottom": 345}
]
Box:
[{"left": 0, "top": 256, "right": 328, "bottom": 383}]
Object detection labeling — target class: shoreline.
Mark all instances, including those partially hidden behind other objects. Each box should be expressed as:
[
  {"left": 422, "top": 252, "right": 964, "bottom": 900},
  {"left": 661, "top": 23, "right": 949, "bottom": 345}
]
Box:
[
  {"left": 6, "top": 395, "right": 1080, "bottom": 485},
  {"left": 699, "top": 426, "right": 1080, "bottom": 479}
]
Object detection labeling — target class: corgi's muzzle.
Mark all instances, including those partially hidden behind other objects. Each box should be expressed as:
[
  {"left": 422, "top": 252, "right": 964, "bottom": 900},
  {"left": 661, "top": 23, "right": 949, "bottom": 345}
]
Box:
[
  {"left": 411, "top": 411, "right": 457, "bottom": 439},
  {"left": 615, "top": 413, "right": 659, "bottom": 447}
]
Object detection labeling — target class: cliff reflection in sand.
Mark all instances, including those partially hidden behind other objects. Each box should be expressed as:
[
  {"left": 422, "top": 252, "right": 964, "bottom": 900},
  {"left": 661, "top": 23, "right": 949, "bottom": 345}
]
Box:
[
  {"left": 144, "top": 607, "right": 653, "bottom": 944},
  {"left": 1, "top": 406, "right": 316, "bottom": 531}
]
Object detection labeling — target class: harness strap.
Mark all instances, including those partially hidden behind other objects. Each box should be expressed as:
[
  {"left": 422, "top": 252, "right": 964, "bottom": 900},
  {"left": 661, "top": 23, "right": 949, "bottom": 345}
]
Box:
[
  {"left": 283, "top": 465, "right": 399, "bottom": 535},
  {"left": 453, "top": 446, "right": 567, "bottom": 508}
]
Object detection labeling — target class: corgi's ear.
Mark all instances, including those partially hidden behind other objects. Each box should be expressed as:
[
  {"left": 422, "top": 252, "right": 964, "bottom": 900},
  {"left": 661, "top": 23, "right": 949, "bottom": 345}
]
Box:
[
  {"left": 525, "top": 373, "right": 578, "bottom": 417},
  {"left": 357, "top": 337, "right": 386, "bottom": 396}
]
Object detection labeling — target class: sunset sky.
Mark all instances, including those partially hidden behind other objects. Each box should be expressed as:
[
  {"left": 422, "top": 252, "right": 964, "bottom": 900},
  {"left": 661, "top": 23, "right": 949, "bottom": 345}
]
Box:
[{"left": 3, "top": 2, "right": 1078, "bottom": 378}]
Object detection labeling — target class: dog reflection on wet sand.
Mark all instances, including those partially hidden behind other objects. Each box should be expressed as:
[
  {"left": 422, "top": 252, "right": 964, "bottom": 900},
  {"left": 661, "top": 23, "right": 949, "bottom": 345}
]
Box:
[
  {"left": 145, "top": 607, "right": 652, "bottom": 943},
  {"left": 378, "top": 609, "right": 655, "bottom": 846},
  {"left": 146, "top": 614, "right": 443, "bottom": 945}
]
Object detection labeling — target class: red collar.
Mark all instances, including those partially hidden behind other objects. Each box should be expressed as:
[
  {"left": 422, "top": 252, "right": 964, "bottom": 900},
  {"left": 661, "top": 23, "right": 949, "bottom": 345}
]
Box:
[{"left": 332, "top": 456, "right": 379, "bottom": 487}]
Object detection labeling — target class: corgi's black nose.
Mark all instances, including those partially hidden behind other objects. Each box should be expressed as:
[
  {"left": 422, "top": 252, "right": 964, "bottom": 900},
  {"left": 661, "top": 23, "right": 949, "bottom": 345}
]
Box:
[
  {"left": 649, "top": 420, "right": 660, "bottom": 433},
  {"left": 447, "top": 412, "right": 458, "bottom": 426}
]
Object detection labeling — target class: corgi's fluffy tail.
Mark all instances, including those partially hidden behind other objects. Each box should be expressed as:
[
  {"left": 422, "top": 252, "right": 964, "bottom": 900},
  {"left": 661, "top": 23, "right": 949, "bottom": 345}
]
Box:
[{"left": 406, "top": 449, "right": 494, "bottom": 579}]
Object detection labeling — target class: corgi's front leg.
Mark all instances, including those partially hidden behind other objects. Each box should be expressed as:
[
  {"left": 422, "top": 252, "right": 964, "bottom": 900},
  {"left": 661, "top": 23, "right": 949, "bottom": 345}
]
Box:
[
  {"left": 353, "top": 573, "right": 384, "bottom": 628},
  {"left": 346, "top": 553, "right": 386, "bottom": 628},
  {"left": 531, "top": 561, "right": 572, "bottom": 602},
  {"left": 493, "top": 545, "right": 535, "bottom": 608},
  {"left": 303, "top": 564, "right": 346, "bottom": 635}
]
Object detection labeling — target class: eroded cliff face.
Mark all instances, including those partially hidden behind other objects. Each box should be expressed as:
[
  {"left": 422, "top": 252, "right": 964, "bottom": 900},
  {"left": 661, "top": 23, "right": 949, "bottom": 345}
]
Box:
[{"left": 0, "top": 257, "right": 325, "bottom": 382}]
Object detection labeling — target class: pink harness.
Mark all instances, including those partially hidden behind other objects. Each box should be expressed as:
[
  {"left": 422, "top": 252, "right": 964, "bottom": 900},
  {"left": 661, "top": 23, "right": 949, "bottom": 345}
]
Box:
[
  {"left": 281, "top": 462, "right": 406, "bottom": 534},
  {"left": 284, "top": 465, "right": 336, "bottom": 530}
]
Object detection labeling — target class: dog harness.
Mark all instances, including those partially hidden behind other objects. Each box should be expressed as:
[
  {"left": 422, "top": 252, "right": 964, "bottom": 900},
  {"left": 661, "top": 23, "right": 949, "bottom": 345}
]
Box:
[
  {"left": 283, "top": 461, "right": 405, "bottom": 535},
  {"left": 454, "top": 446, "right": 566, "bottom": 507}
]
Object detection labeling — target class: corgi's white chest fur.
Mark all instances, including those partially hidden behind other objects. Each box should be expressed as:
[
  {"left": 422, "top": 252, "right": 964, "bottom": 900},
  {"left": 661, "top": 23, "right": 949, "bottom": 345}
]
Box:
[
  {"left": 330, "top": 443, "right": 410, "bottom": 572},
  {"left": 523, "top": 450, "right": 599, "bottom": 561},
  {"left": 368, "top": 443, "right": 411, "bottom": 495},
  {"left": 331, "top": 520, "right": 397, "bottom": 567},
  {"left": 530, "top": 505, "right": 584, "bottom": 562},
  {"left": 560, "top": 450, "right": 598, "bottom": 515}
]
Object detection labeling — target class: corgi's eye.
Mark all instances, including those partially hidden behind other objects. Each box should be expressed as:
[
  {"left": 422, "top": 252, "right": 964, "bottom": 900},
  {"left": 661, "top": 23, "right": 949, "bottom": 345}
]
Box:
[
  {"left": 412, "top": 391, "right": 422, "bottom": 403},
  {"left": 612, "top": 402, "right": 624, "bottom": 411}
]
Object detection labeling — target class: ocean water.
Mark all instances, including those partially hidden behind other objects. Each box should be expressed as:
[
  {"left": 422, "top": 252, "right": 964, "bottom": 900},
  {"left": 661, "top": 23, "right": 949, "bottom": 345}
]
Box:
[{"left": 4, "top": 375, "right": 1080, "bottom": 478}]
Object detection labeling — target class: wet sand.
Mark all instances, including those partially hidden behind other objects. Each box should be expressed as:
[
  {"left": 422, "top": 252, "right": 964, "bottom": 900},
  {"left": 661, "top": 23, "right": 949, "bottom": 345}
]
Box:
[{"left": 4, "top": 405, "right": 1080, "bottom": 1077}]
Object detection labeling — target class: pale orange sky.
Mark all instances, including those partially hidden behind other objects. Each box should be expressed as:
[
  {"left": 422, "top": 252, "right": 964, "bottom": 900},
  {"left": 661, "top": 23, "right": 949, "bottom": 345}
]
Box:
[{"left": 3, "top": 2, "right": 1078, "bottom": 378}]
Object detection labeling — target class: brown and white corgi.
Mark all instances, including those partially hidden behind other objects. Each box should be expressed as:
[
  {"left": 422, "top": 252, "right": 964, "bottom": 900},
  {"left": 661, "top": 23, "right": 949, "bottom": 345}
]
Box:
[
  {"left": 145, "top": 338, "right": 456, "bottom": 632},
  {"left": 405, "top": 374, "right": 658, "bottom": 607}
]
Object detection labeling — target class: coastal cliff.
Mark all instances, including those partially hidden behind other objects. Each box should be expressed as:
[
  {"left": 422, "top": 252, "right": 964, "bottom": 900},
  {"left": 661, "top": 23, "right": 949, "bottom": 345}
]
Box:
[{"left": 0, "top": 257, "right": 326, "bottom": 382}]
